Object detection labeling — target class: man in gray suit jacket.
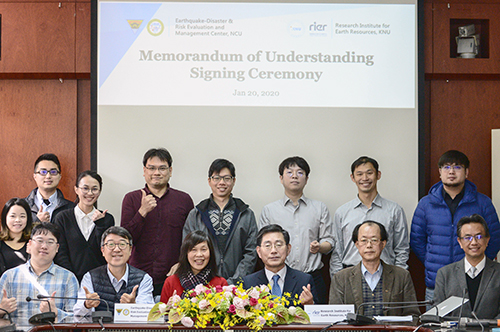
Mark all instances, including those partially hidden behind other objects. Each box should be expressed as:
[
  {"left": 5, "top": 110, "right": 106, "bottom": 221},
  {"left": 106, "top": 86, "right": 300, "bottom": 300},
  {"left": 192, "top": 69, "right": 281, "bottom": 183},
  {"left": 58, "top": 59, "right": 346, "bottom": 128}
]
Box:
[
  {"left": 329, "top": 221, "right": 419, "bottom": 316},
  {"left": 435, "top": 214, "right": 500, "bottom": 319}
]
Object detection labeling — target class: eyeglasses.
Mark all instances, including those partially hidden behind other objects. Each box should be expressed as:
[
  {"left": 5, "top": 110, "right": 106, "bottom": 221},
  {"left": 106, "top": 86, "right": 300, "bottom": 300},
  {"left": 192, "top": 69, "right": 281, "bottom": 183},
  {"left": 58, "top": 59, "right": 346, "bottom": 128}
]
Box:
[
  {"left": 145, "top": 166, "right": 169, "bottom": 173},
  {"left": 78, "top": 186, "right": 101, "bottom": 194},
  {"left": 32, "top": 238, "right": 58, "bottom": 247},
  {"left": 210, "top": 176, "right": 234, "bottom": 183},
  {"left": 358, "top": 238, "right": 381, "bottom": 246},
  {"left": 103, "top": 241, "right": 130, "bottom": 250},
  {"left": 260, "top": 241, "right": 285, "bottom": 251},
  {"left": 441, "top": 165, "right": 464, "bottom": 172},
  {"left": 35, "top": 169, "right": 60, "bottom": 176},
  {"left": 284, "top": 170, "right": 306, "bottom": 178},
  {"left": 460, "top": 235, "right": 486, "bottom": 242}
]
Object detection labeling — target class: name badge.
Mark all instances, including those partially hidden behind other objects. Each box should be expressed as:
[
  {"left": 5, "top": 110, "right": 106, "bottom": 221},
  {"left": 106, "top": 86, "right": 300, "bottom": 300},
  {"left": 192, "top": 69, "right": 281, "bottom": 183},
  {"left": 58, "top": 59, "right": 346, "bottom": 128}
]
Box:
[
  {"left": 114, "top": 303, "right": 162, "bottom": 323},
  {"left": 304, "top": 304, "right": 355, "bottom": 324}
]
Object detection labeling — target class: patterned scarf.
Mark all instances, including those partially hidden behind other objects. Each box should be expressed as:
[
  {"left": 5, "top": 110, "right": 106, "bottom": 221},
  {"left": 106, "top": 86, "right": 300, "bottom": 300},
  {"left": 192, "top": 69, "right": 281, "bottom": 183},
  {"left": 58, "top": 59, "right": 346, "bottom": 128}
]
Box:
[{"left": 179, "top": 267, "right": 211, "bottom": 298}]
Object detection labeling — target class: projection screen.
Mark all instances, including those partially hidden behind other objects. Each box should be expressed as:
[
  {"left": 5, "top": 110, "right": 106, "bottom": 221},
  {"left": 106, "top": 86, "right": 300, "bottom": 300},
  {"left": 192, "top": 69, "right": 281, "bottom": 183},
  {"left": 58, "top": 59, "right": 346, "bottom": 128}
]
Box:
[{"left": 95, "top": 0, "right": 420, "bottom": 224}]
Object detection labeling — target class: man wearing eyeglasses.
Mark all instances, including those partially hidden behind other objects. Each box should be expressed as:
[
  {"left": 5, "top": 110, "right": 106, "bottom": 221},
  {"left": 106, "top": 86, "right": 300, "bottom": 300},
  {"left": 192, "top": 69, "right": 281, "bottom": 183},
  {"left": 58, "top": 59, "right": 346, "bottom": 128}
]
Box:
[
  {"left": 25, "top": 153, "right": 75, "bottom": 223},
  {"left": 74, "top": 226, "right": 154, "bottom": 317},
  {"left": 183, "top": 158, "right": 258, "bottom": 285},
  {"left": 0, "top": 222, "right": 78, "bottom": 325},
  {"left": 121, "top": 148, "right": 194, "bottom": 297},
  {"left": 411, "top": 150, "right": 500, "bottom": 303},
  {"left": 434, "top": 214, "right": 500, "bottom": 319},
  {"left": 242, "top": 224, "right": 318, "bottom": 305},
  {"left": 330, "top": 221, "right": 419, "bottom": 316},
  {"left": 259, "top": 156, "right": 333, "bottom": 304}
]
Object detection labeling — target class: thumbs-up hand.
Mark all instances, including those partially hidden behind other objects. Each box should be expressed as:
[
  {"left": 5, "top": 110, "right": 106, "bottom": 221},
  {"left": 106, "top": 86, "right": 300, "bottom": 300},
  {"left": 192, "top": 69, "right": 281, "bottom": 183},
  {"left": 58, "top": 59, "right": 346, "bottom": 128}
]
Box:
[
  {"left": 138, "top": 189, "right": 157, "bottom": 217},
  {"left": 120, "top": 285, "right": 139, "bottom": 304},
  {"left": 299, "top": 284, "right": 314, "bottom": 305},
  {"left": 37, "top": 205, "right": 50, "bottom": 222},
  {"left": 0, "top": 289, "right": 17, "bottom": 314},
  {"left": 39, "top": 291, "right": 57, "bottom": 316},
  {"left": 83, "top": 286, "right": 101, "bottom": 309}
]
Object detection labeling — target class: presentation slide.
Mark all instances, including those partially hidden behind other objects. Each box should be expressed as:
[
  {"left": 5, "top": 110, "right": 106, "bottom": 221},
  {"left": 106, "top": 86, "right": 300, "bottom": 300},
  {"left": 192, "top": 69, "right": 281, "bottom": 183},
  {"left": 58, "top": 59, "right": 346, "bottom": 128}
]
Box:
[
  {"left": 96, "top": 0, "right": 419, "bottom": 225},
  {"left": 99, "top": 2, "right": 415, "bottom": 108}
]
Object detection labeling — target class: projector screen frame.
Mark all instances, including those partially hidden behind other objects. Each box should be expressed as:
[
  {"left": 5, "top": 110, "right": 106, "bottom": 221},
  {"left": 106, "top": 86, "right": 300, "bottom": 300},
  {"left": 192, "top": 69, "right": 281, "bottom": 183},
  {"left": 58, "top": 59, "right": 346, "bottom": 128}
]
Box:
[{"left": 89, "top": 0, "right": 427, "bottom": 219}]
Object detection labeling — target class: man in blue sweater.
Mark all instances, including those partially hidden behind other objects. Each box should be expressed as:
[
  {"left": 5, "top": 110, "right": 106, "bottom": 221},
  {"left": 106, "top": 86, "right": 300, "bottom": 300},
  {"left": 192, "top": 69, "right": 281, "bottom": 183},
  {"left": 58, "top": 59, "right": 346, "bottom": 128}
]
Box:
[{"left": 410, "top": 150, "right": 500, "bottom": 303}]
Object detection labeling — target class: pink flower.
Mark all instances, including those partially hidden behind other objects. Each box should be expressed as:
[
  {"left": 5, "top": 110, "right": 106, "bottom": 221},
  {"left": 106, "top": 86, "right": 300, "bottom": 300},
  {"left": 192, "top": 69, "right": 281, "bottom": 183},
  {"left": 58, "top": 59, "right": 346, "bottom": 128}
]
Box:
[
  {"left": 166, "top": 292, "right": 181, "bottom": 308},
  {"left": 258, "top": 316, "right": 266, "bottom": 325},
  {"left": 215, "top": 285, "right": 223, "bottom": 293},
  {"left": 268, "top": 302, "right": 274, "bottom": 308},
  {"left": 228, "top": 305, "right": 236, "bottom": 314},
  {"left": 198, "top": 299, "right": 210, "bottom": 310},
  {"left": 181, "top": 317, "right": 194, "bottom": 327},
  {"left": 205, "top": 289, "right": 211, "bottom": 294},
  {"left": 249, "top": 298, "right": 258, "bottom": 306},
  {"left": 194, "top": 284, "right": 206, "bottom": 295},
  {"left": 223, "top": 285, "right": 235, "bottom": 292},
  {"left": 233, "top": 297, "right": 245, "bottom": 310},
  {"left": 248, "top": 288, "right": 260, "bottom": 299}
]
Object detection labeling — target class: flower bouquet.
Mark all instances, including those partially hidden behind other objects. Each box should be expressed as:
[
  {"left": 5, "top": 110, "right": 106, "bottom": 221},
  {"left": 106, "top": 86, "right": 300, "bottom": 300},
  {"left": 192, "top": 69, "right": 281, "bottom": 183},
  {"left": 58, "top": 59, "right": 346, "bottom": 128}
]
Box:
[{"left": 148, "top": 284, "right": 310, "bottom": 330}]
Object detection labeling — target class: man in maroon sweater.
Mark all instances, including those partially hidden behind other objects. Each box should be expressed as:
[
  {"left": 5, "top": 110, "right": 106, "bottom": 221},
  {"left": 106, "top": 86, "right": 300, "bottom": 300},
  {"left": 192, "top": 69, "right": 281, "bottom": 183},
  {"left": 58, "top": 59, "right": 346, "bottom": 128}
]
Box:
[{"left": 121, "top": 148, "right": 194, "bottom": 297}]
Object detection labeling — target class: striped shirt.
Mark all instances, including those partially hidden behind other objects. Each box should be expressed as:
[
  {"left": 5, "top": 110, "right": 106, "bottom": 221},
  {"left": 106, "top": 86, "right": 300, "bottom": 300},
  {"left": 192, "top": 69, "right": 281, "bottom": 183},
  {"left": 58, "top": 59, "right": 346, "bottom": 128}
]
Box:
[{"left": 0, "top": 260, "right": 78, "bottom": 327}]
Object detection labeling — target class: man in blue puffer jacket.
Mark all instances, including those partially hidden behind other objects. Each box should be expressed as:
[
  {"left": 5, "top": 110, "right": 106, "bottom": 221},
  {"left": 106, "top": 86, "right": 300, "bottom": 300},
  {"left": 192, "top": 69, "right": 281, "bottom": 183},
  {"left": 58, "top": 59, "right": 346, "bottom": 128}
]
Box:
[{"left": 410, "top": 150, "right": 500, "bottom": 303}]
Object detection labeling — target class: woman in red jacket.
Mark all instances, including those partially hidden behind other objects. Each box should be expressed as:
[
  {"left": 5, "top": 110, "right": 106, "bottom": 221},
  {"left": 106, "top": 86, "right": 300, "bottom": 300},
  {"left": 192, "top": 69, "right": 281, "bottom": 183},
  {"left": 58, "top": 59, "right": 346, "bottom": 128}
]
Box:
[{"left": 160, "top": 230, "right": 227, "bottom": 302}]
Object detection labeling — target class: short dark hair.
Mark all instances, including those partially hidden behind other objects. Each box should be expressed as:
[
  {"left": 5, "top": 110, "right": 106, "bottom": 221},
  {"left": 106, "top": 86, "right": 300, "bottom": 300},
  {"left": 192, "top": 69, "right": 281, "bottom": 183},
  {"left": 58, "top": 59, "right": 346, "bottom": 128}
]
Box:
[
  {"left": 142, "top": 148, "right": 173, "bottom": 167},
  {"left": 34, "top": 153, "right": 61, "bottom": 172},
  {"left": 457, "top": 214, "right": 490, "bottom": 238},
  {"left": 177, "top": 230, "right": 218, "bottom": 279},
  {"left": 257, "top": 224, "right": 290, "bottom": 246},
  {"left": 0, "top": 198, "right": 33, "bottom": 242},
  {"left": 278, "top": 156, "right": 310, "bottom": 176},
  {"left": 101, "top": 226, "right": 133, "bottom": 247},
  {"left": 438, "top": 150, "right": 470, "bottom": 169},
  {"left": 31, "top": 222, "right": 61, "bottom": 242},
  {"left": 208, "top": 159, "right": 236, "bottom": 177},
  {"left": 351, "top": 220, "right": 388, "bottom": 243},
  {"left": 351, "top": 156, "right": 379, "bottom": 174},
  {"left": 75, "top": 170, "right": 103, "bottom": 205}
]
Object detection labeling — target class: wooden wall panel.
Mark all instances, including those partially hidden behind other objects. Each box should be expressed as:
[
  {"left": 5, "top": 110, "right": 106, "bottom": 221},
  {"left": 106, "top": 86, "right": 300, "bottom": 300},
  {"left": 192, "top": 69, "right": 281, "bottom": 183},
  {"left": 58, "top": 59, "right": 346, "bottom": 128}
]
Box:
[
  {"left": 76, "top": 2, "right": 91, "bottom": 73},
  {"left": 432, "top": 3, "right": 500, "bottom": 74},
  {"left": 429, "top": 79, "right": 500, "bottom": 197},
  {"left": 424, "top": 2, "right": 433, "bottom": 74},
  {"left": 0, "top": 80, "right": 78, "bottom": 206},
  {"left": 77, "top": 79, "right": 91, "bottom": 173},
  {"left": 0, "top": 2, "right": 75, "bottom": 73}
]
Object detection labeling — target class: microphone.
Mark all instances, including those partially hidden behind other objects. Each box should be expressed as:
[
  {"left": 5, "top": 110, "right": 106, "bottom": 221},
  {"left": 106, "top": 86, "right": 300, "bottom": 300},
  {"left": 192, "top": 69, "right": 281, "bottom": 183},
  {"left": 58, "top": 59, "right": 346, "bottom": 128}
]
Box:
[
  {"left": 0, "top": 308, "right": 16, "bottom": 332},
  {"left": 37, "top": 294, "right": 113, "bottom": 323},
  {"left": 459, "top": 317, "right": 500, "bottom": 328},
  {"left": 25, "top": 296, "right": 56, "bottom": 325},
  {"left": 420, "top": 298, "right": 442, "bottom": 324},
  {"left": 380, "top": 299, "right": 433, "bottom": 312},
  {"left": 346, "top": 312, "right": 378, "bottom": 325},
  {"left": 453, "top": 288, "right": 467, "bottom": 331}
]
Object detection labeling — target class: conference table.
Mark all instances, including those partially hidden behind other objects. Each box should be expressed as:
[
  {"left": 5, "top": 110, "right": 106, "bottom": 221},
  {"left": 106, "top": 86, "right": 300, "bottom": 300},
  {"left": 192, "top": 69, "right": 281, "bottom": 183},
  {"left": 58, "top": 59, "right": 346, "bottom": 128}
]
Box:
[{"left": 26, "top": 323, "right": 434, "bottom": 332}]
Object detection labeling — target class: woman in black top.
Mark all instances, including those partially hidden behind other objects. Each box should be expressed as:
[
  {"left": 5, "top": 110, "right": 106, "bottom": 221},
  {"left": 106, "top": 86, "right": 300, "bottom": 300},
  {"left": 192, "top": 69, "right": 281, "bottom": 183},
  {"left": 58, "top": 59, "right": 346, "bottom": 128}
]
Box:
[
  {"left": 0, "top": 198, "right": 33, "bottom": 275},
  {"left": 54, "top": 170, "right": 114, "bottom": 281}
]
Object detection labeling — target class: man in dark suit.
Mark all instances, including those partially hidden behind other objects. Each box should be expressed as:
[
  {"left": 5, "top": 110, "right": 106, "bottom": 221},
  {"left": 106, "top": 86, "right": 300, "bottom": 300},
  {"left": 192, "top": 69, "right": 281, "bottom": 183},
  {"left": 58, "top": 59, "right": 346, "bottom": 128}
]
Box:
[
  {"left": 434, "top": 214, "right": 500, "bottom": 319},
  {"left": 329, "top": 221, "right": 419, "bottom": 316},
  {"left": 242, "top": 224, "right": 318, "bottom": 305}
]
